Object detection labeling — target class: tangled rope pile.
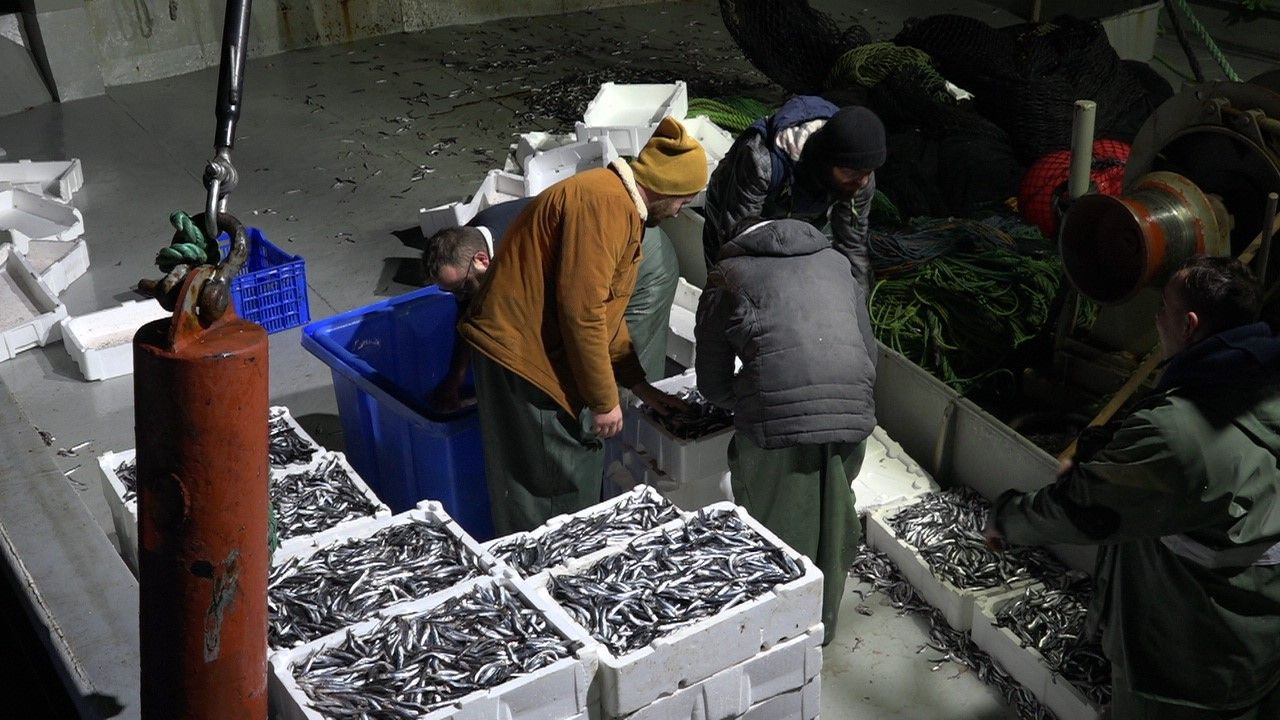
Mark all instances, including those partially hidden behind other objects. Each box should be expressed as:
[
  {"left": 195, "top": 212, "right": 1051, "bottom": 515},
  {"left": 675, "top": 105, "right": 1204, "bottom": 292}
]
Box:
[
  {"left": 867, "top": 214, "right": 1090, "bottom": 391},
  {"left": 687, "top": 96, "right": 774, "bottom": 134}
]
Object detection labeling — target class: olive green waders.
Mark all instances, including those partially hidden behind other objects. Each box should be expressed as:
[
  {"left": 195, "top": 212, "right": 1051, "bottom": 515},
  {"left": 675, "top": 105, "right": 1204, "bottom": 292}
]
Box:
[{"left": 728, "top": 434, "right": 864, "bottom": 645}]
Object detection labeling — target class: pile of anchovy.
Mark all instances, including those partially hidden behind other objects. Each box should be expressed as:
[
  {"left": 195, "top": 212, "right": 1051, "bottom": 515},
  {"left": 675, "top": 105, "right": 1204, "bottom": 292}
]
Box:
[
  {"left": 270, "top": 411, "right": 319, "bottom": 468},
  {"left": 886, "top": 488, "right": 1067, "bottom": 590},
  {"left": 487, "top": 491, "right": 681, "bottom": 575},
  {"left": 551, "top": 508, "right": 802, "bottom": 655},
  {"left": 116, "top": 458, "right": 138, "bottom": 503},
  {"left": 997, "top": 584, "right": 1112, "bottom": 707},
  {"left": 645, "top": 388, "right": 734, "bottom": 440},
  {"left": 294, "top": 581, "right": 577, "bottom": 719},
  {"left": 268, "top": 520, "right": 487, "bottom": 648},
  {"left": 271, "top": 455, "right": 381, "bottom": 540},
  {"left": 849, "top": 545, "right": 1055, "bottom": 719},
  {"left": 517, "top": 67, "right": 683, "bottom": 127}
]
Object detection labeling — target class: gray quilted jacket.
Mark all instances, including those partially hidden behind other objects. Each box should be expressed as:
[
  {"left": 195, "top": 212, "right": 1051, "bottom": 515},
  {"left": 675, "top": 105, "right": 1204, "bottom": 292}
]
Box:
[{"left": 695, "top": 219, "right": 877, "bottom": 449}]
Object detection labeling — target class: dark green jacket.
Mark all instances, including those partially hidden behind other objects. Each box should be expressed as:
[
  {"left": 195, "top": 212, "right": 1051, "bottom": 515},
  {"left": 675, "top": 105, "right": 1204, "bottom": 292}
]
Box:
[{"left": 995, "top": 323, "right": 1280, "bottom": 710}]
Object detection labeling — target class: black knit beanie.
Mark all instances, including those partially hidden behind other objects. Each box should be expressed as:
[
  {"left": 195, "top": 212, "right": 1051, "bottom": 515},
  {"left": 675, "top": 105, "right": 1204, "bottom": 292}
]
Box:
[{"left": 814, "top": 106, "right": 886, "bottom": 170}]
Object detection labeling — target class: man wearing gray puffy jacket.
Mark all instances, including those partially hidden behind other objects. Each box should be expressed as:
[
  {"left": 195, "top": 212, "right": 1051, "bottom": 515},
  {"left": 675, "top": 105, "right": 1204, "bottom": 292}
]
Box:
[
  {"left": 695, "top": 217, "right": 878, "bottom": 645},
  {"left": 702, "top": 96, "right": 885, "bottom": 296}
]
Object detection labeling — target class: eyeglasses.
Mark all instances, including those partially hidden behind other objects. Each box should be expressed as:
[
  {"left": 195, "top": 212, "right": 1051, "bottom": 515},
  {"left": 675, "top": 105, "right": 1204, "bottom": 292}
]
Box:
[{"left": 452, "top": 251, "right": 481, "bottom": 294}]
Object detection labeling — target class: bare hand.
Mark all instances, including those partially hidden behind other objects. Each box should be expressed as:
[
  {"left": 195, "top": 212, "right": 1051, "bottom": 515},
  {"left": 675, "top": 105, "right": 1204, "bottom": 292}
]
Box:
[
  {"left": 1057, "top": 458, "right": 1075, "bottom": 480},
  {"left": 981, "top": 512, "right": 1007, "bottom": 552},
  {"left": 592, "top": 405, "right": 624, "bottom": 438},
  {"left": 630, "top": 383, "right": 691, "bottom": 416}
]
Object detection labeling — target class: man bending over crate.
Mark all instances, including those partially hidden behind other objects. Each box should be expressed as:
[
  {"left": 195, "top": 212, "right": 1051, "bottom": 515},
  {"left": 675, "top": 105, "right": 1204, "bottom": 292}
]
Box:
[
  {"left": 985, "top": 257, "right": 1280, "bottom": 719},
  {"left": 458, "top": 118, "right": 705, "bottom": 535},
  {"left": 695, "top": 217, "right": 878, "bottom": 646},
  {"left": 423, "top": 197, "right": 682, "bottom": 414}
]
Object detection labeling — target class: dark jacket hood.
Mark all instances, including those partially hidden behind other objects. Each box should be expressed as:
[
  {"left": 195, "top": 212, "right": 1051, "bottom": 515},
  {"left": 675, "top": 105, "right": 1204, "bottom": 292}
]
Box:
[
  {"left": 718, "top": 219, "right": 832, "bottom": 261},
  {"left": 750, "top": 95, "right": 839, "bottom": 144},
  {"left": 1158, "top": 322, "right": 1280, "bottom": 391}
]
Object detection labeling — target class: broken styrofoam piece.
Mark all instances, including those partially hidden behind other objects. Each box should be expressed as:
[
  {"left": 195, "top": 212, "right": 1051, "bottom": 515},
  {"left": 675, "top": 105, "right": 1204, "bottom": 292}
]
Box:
[
  {"left": 418, "top": 170, "right": 526, "bottom": 238},
  {"left": 25, "top": 238, "right": 90, "bottom": 296},
  {"left": 0, "top": 244, "right": 66, "bottom": 362},
  {"left": 0, "top": 159, "right": 84, "bottom": 202},
  {"left": 524, "top": 136, "right": 619, "bottom": 196},
  {"left": 576, "top": 82, "right": 689, "bottom": 156},
  {"left": 0, "top": 187, "right": 85, "bottom": 254}
]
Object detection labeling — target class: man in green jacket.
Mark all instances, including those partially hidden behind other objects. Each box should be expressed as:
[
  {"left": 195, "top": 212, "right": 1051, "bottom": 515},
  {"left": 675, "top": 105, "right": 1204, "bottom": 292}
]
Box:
[{"left": 985, "top": 256, "right": 1280, "bottom": 719}]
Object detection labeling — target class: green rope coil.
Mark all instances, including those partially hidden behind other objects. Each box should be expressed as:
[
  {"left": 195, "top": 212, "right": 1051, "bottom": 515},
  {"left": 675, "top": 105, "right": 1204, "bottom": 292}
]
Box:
[
  {"left": 825, "top": 42, "right": 951, "bottom": 102},
  {"left": 1172, "top": 0, "right": 1241, "bottom": 81},
  {"left": 687, "top": 97, "right": 776, "bottom": 134},
  {"left": 156, "top": 210, "right": 223, "bottom": 273}
]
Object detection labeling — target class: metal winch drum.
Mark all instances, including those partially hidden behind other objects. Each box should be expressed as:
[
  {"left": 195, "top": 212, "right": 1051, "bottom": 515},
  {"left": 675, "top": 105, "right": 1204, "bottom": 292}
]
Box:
[{"left": 1060, "top": 77, "right": 1280, "bottom": 304}]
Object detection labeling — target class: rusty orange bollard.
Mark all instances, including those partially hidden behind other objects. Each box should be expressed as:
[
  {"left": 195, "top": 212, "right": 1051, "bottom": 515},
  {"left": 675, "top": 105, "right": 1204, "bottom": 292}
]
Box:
[{"left": 135, "top": 242, "right": 268, "bottom": 717}]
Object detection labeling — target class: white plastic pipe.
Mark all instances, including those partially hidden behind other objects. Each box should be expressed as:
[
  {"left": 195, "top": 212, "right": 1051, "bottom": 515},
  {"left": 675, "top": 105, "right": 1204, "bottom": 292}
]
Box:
[{"left": 1068, "top": 100, "right": 1097, "bottom": 201}]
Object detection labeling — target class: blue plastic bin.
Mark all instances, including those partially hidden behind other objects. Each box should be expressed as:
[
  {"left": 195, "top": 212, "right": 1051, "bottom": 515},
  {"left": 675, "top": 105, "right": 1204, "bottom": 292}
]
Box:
[
  {"left": 217, "top": 228, "right": 311, "bottom": 334},
  {"left": 300, "top": 286, "right": 493, "bottom": 539}
]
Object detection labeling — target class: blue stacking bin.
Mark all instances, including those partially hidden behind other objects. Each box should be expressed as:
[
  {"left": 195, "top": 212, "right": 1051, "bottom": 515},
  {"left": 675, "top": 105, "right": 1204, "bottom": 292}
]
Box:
[
  {"left": 217, "top": 228, "right": 311, "bottom": 334},
  {"left": 300, "top": 286, "right": 493, "bottom": 540}
]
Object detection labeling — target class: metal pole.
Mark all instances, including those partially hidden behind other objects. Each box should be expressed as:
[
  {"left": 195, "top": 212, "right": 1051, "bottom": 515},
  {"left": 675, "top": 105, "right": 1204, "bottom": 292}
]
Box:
[
  {"left": 1068, "top": 100, "right": 1097, "bottom": 201},
  {"left": 214, "top": 0, "right": 252, "bottom": 153}
]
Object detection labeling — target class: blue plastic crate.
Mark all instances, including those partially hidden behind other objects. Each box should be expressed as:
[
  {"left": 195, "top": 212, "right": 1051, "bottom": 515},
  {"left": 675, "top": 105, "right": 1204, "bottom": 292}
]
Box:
[
  {"left": 217, "top": 228, "right": 310, "bottom": 334},
  {"left": 300, "top": 286, "right": 493, "bottom": 539}
]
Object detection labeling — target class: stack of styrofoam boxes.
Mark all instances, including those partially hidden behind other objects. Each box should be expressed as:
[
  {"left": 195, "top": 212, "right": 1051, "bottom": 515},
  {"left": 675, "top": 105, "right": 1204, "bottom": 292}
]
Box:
[
  {"left": 530, "top": 503, "right": 823, "bottom": 720},
  {"left": 0, "top": 243, "right": 66, "bottom": 363},
  {"left": 523, "top": 135, "right": 619, "bottom": 196},
  {"left": 269, "top": 502, "right": 597, "bottom": 720},
  {"left": 620, "top": 369, "right": 734, "bottom": 511},
  {"left": 419, "top": 168, "right": 529, "bottom": 237},
  {"left": 679, "top": 115, "right": 735, "bottom": 208},
  {"left": 60, "top": 299, "right": 172, "bottom": 380},
  {"left": 969, "top": 588, "right": 1104, "bottom": 720},
  {"left": 96, "top": 406, "right": 389, "bottom": 573},
  {"left": 575, "top": 82, "right": 689, "bottom": 157},
  {"left": 0, "top": 158, "right": 89, "bottom": 306}
]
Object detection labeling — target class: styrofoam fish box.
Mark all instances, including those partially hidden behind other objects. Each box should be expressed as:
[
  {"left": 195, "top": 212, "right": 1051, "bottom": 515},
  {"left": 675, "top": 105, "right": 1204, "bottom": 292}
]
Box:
[
  {"left": 482, "top": 484, "right": 684, "bottom": 582},
  {"left": 971, "top": 593, "right": 1104, "bottom": 720},
  {"left": 666, "top": 277, "right": 699, "bottom": 367},
  {"left": 611, "top": 623, "right": 821, "bottom": 720},
  {"left": 575, "top": 82, "right": 689, "bottom": 156},
  {"left": 536, "top": 503, "right": 822, "bottom": 717},
  {"left": 419, "top": 169, "right": 527, "bottom": 237},
  {"left": 0, "top": 158, "right": 83, "bottom": 201},
  {"left": 269, "top": 572, "right": 598, "bottom": 720},
  {"left": 269, "top": 405, "right": 324, "bottom": 471},
  {"left": 0, "top": 187, "right": 84, "bottom": 253},
  {"left": 658, "top": 207, "right": 708, "bottom": 289},
  {"left": 97, "top": 448, "right": 139, "bottom": 573},
  {"left": 853, "top": 427, "right": 940, "bottom": 515},
  {"left": 25, "top": 238, "right": 89, "bottom": 296},
  {"left": 680, "top": 116, "right": 734, "bottom": 208},
  {"left": 524, "top": 136, "right": 618, "bottom": 196},
  {"left": 268, "top": 502, "right": 500, "bottom": 649},
  {"left": 272, "top": 450, "right": 392, "bottom": 556},
  {"left": 739, "top": 678, "right": 820, "bottom": 720},
  {"left": 624, "top": 370, "right": 733, "bottom": 484},
  {"left": 865, "top": 500, "right": 1033, "bottom": 631},
  {"left": 617, "top": 445, "right": 733, "bottom": 512},
  {"left": 0, "top": 245, "right": 66, "bottom": 362},
  {"left": 60, "top": 299, "right": 170, "bottom": 381}
]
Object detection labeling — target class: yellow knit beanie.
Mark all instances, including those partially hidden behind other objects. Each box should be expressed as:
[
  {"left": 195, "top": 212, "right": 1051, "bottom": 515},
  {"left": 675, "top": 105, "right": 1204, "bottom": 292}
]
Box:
[{"left": 629, "top": 117, "right": 708, "bottom": 196}]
